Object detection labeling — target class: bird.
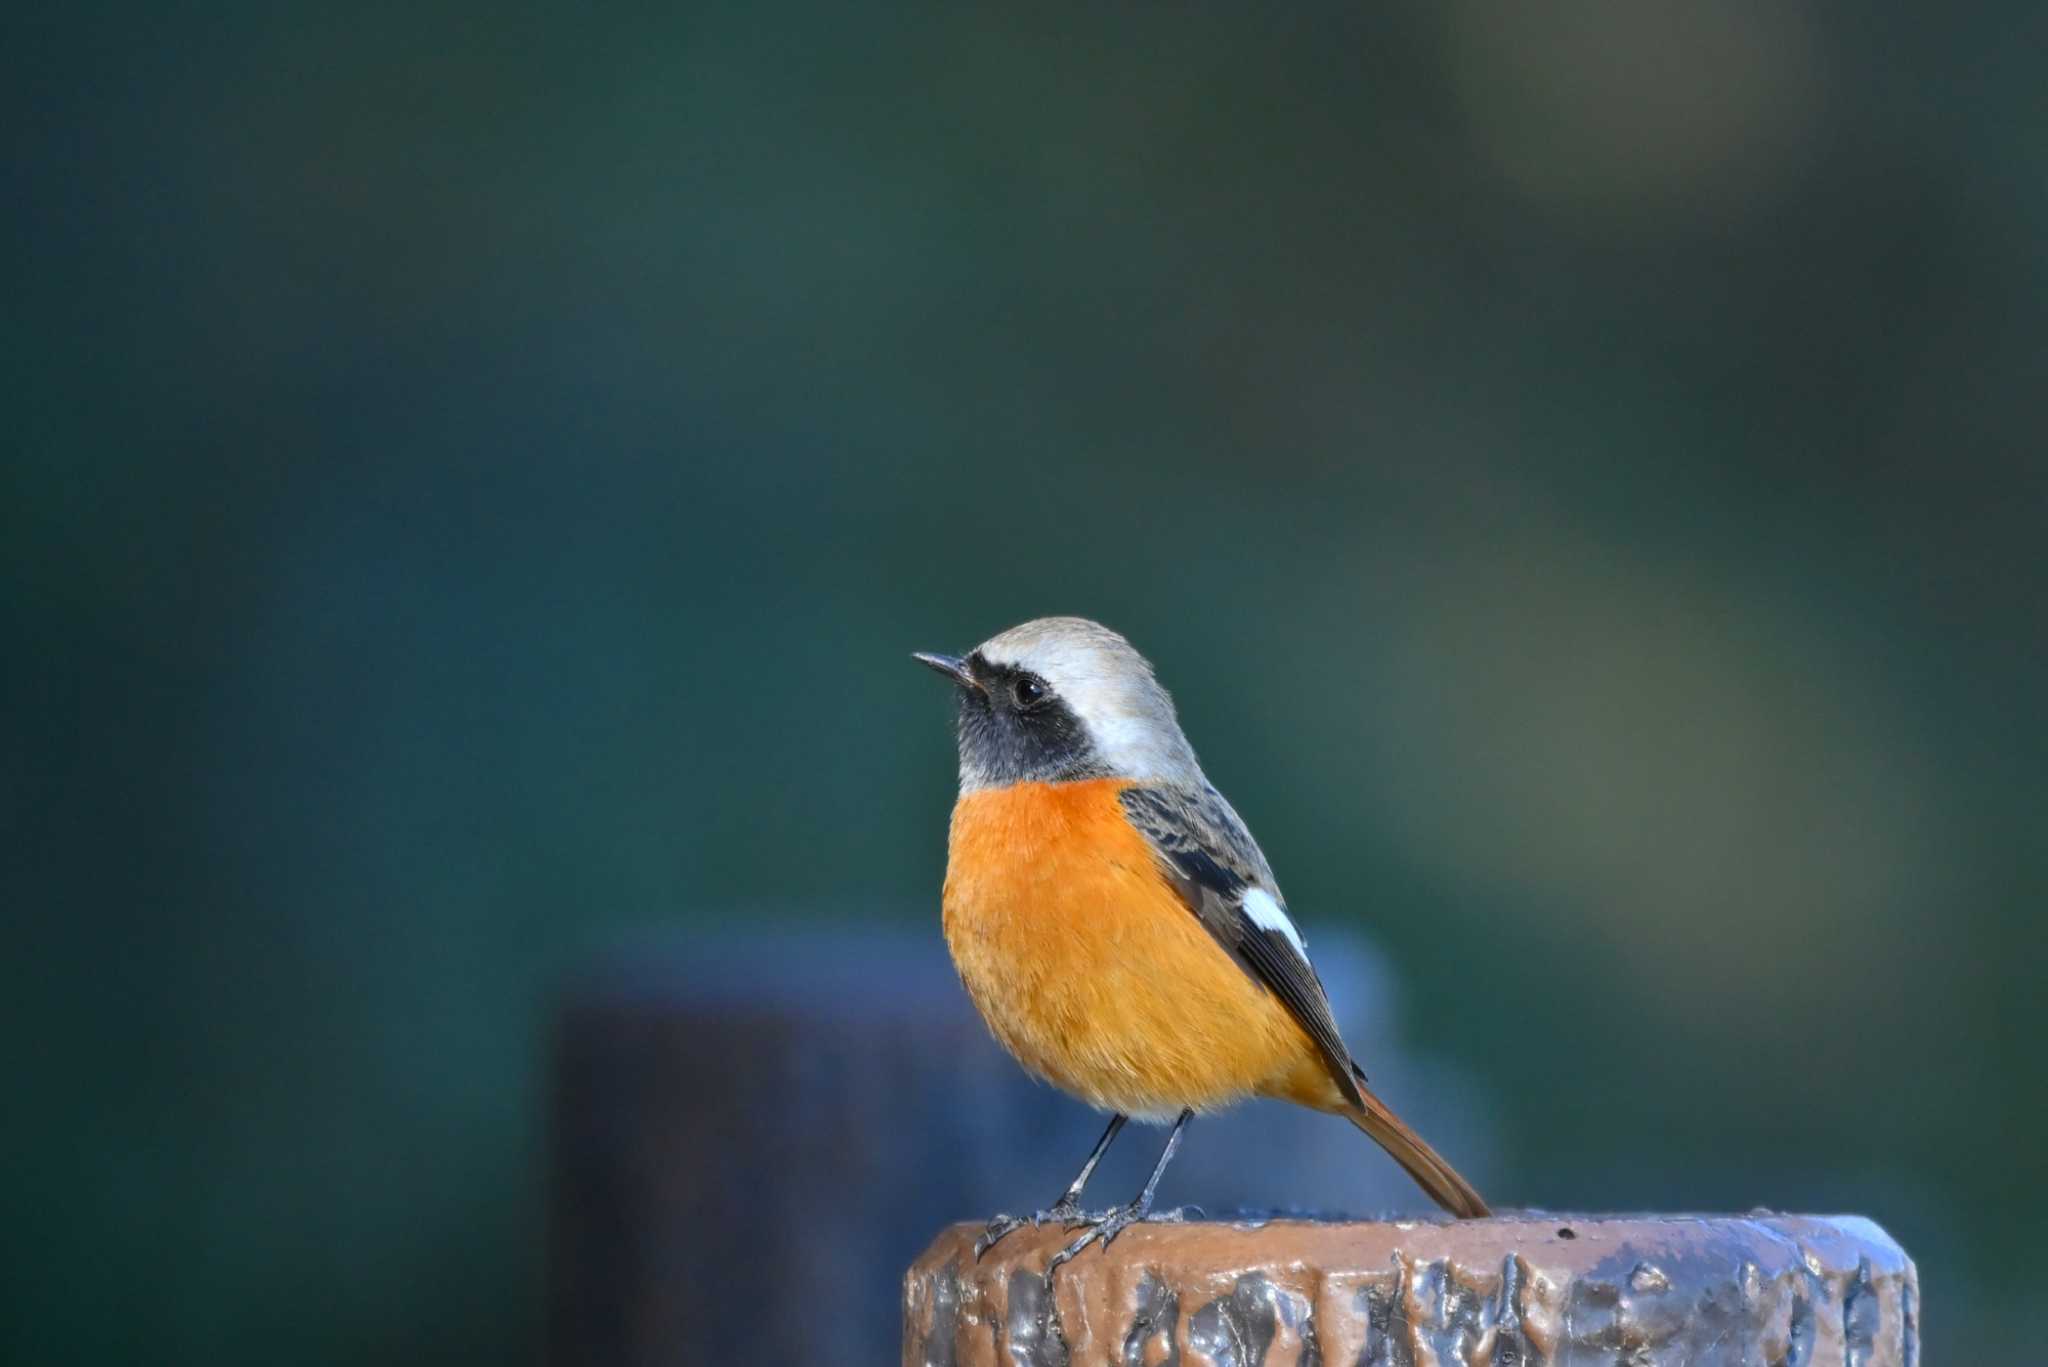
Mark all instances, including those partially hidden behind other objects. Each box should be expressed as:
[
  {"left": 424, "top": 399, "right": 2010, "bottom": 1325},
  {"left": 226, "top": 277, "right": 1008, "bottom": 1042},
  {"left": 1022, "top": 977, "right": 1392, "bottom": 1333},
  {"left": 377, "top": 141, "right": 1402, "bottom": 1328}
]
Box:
[{"left": 914, "top": 616, "right": 1488, "bottom": 1270}]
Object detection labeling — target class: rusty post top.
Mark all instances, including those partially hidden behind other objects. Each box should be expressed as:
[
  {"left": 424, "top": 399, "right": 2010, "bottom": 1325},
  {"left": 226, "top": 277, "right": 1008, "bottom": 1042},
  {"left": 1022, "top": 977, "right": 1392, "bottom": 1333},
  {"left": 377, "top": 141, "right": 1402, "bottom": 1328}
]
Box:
[{"left": 904, "top": 1212, "right": 1917, "bottom": 1367}]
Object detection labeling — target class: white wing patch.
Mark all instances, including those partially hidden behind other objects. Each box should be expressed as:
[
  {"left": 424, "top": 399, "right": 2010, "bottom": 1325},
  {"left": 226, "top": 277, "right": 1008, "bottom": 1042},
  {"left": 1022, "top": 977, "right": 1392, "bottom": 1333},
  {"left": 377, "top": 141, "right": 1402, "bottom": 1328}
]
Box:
[{"left": 1241, "top": 887, "right": 1306, "bottom": 957}]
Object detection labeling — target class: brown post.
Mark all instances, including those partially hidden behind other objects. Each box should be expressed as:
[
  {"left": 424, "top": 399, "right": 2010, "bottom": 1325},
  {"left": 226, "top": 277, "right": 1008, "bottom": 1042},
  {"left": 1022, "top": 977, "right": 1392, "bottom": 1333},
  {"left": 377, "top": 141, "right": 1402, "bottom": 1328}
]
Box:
[{"left": 904, "top": 1214, "right": 1917, "bottom": 1366}]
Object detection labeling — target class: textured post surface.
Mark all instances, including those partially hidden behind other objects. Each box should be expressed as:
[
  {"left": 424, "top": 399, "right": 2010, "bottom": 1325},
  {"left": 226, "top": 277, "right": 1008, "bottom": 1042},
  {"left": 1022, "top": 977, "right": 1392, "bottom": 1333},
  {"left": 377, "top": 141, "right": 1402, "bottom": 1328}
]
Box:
[{"left": 905, "top": 1214, "right": 1916, "bottom": 1367}]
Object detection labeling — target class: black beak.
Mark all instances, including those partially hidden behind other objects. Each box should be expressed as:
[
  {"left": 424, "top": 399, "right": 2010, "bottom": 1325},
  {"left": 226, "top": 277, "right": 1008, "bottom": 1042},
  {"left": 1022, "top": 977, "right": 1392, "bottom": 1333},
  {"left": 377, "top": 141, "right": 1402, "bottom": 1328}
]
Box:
[{"left": 912, "top": 651, "right": 985, "bottom": 693}]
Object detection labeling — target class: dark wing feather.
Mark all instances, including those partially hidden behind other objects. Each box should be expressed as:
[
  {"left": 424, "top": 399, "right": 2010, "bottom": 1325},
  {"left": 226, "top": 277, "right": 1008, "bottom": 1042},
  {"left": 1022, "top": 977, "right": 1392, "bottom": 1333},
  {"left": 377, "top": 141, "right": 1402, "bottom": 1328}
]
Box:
[{"left": 1118, "top": 783, "right": 1365, "bottom": 1108}]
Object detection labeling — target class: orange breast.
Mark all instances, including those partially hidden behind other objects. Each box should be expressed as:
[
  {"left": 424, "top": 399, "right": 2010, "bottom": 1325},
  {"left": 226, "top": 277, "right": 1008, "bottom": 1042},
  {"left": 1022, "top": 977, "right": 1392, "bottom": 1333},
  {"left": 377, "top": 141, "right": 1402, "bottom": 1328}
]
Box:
[{"left": 942, "top": 778, "right": 1337, "bottom": 1119}]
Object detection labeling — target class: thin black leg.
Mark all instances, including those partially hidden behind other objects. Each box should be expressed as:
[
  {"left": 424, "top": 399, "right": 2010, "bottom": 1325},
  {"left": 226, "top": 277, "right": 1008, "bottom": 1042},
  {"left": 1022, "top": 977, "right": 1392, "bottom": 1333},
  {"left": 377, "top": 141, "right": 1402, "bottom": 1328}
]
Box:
[
  {"left": 1128, "top": 1109, "right": 1190, "bottom": 1217},
  {"left": 1048, "top": 1109, "right": 1195, "bottom": 1272},
  {"left": 975, "top": 1112, "right": 1131, "bottom": 1260},
  {"left": 1055, "top": 1113, "right": 1127, "bottom": 1209}
]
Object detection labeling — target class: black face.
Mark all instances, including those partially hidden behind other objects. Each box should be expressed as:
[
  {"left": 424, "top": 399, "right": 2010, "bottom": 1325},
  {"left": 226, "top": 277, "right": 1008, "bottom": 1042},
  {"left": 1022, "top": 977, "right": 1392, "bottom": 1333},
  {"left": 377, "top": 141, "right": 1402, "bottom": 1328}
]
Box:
[{"left": 952, "top": 651, "right": 1103, "bottom": 787}]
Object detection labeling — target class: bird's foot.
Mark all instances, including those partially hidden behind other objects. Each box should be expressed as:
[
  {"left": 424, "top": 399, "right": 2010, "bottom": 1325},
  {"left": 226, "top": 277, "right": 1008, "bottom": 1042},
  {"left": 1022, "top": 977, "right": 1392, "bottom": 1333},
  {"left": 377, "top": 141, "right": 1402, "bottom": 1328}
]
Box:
[
  {"left": 978, "top": 1196, "right": 1130, "bottom": 1262},
  {"left": 1045, "top": 1202, "right": 1201, "bottom": 1273},
  {"left": 975, "top": 1201, "right": 1105, "bottom": 1260}
]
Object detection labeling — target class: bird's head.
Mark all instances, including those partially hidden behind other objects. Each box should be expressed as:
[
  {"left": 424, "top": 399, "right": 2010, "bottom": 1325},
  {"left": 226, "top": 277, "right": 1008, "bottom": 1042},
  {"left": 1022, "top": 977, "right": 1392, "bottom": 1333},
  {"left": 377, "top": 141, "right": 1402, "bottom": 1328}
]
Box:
[{"left": 914, "top": 616, "right": 1198, "bottom": 792}]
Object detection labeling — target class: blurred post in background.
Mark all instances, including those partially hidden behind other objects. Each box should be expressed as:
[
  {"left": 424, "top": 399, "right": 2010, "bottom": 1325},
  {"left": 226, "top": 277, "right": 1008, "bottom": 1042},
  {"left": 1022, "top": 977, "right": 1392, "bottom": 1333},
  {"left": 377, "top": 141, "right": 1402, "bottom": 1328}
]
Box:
[{"left": 6, "top": 2, "right": 2043, "bottom": 1363}]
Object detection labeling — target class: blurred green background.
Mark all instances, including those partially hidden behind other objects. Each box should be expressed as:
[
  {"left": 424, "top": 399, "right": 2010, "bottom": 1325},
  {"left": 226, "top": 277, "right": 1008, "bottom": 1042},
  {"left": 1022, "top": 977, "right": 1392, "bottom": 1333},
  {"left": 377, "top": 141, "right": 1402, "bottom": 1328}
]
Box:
[{"left": 6, "top": 1, "right": 2043, "bottom": 1361}]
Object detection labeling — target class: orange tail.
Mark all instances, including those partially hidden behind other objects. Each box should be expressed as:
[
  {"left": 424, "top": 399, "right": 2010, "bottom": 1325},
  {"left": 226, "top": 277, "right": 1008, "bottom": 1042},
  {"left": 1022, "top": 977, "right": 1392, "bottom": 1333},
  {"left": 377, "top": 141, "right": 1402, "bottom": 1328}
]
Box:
[{"left": 1344, "top": 1078, "right": 1490, "bottom": 1218}]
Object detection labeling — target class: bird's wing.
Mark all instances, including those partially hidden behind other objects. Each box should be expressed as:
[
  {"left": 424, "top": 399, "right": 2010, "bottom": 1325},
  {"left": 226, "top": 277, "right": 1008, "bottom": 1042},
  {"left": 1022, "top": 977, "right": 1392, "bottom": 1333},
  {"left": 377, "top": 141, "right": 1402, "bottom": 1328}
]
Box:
[{"left": 1118, "top": 782, "right": 1365, "bottom": 1108}]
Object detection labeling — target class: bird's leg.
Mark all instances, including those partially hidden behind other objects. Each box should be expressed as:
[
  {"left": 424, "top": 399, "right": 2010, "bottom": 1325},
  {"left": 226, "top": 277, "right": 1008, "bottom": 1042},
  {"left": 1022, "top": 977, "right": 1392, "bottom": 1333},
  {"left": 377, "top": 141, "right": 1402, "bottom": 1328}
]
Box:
[
  {"left": 1039, "top": 1113, "right": 1126, "bottom": 1225},
  {"left": 975, "top": 1114, "right": 1128, "bottom": 1260},
  {"left": 1048, "top": 1109, "right": 1193, "bottom": 1273}
]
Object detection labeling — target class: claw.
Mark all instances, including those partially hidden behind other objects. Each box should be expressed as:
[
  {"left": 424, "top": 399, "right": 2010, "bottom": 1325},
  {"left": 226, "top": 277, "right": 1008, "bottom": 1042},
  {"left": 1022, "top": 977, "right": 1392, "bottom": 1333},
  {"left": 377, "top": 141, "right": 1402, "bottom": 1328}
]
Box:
[
  {"left": 976, "top": 1201, "right": 1106, "bottom": 1259},
  {"left": 1030, "top": 1198, "right": 1080, "bottom": 1230},
  {"left": 1047, "top": 1205, "right": 1135, "bottom": 1272},
  {"left": 1044, "top": 1202, "right": 1203, "bottom": 1273},
  {"left": 974, "top": 1213, "right": 1026, "bottom": 1260},
  {"left": 1045, "top": 1202, "right": 1171, "bottom": 1271}
]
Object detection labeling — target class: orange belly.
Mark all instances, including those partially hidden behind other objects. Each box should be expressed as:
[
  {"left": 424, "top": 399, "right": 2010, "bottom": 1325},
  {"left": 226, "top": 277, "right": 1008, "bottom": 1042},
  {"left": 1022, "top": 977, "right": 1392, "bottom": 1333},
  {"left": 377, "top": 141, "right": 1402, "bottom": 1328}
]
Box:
[{"left": 942, "top": 778, "right": 1339, "bottom": 1120}]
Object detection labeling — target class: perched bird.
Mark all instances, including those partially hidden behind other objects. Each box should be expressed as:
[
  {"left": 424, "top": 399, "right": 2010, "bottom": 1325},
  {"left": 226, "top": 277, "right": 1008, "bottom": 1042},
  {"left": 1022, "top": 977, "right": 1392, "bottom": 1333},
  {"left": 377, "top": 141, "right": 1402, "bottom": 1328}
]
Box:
[{"left": 915, "top": 616, "right": 1488, "bottom": 1268}]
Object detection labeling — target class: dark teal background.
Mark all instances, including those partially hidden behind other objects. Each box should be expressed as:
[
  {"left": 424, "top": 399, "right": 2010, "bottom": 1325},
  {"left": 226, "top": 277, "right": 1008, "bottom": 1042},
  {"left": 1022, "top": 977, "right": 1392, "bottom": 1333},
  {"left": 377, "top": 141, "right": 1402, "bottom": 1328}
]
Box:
[{"left": 5, "top": 3, "right": 2042, "bottom": 1361}]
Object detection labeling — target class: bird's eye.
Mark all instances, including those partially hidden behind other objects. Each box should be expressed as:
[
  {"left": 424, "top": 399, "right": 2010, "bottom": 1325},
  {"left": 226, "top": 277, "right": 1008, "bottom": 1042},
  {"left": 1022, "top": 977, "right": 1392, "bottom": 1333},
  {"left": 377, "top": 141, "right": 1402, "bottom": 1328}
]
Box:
[{"left": 1013, "top": 676, "right": 1046, "bottom": 708}]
